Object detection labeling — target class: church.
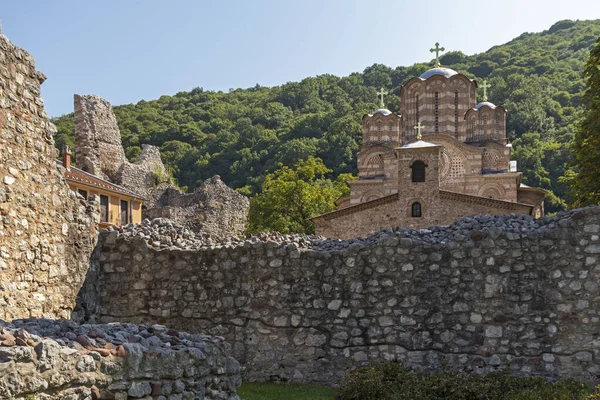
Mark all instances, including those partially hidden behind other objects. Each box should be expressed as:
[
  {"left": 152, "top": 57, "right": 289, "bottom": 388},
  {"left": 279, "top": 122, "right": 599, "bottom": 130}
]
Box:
[{"left": 313, "top": 44, "right": 546, "bottom": 239}]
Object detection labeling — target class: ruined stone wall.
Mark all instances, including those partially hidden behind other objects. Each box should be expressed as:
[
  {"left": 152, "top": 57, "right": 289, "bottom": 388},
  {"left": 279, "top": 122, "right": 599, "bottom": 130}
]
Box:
[
  {"left": 84, "top": 207, "right": 600, "bottom": 384},
  {"left": 0, "top": 319, "right": 241, "bottom": 399},
  {"left": 0, "top": 33, "right": 98, "bottom": 321},
  {"left": 144, "top": 176, "right": 249, "bottom": 240},
  {"left": 73, "top": 94, "right": 168, "bottom": 192}
]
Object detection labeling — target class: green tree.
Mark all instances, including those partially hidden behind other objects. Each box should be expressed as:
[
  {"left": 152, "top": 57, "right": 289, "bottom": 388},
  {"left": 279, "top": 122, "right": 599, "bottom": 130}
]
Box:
[
  {"left": 568, "top": 36, "right": 600, "bottom": 207},
  {"left": 247, "top": 157, "right": 353, "bottom": 234}
]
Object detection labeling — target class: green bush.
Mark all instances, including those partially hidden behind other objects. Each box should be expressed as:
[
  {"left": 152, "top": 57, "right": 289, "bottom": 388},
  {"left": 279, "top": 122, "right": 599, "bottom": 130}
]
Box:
[{"left": 336, "top": 362, "right": 593, "bottom": 400}]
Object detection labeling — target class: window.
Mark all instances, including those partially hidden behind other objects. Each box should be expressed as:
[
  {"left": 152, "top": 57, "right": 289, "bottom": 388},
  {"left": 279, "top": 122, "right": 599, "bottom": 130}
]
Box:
[
  {"left": 454, "top": 92, "right": 459, "bottom": 136},
  {"left": 494, "top": 113, "right": 500, "bottom": 138},
  {"left": 78, "top": 189, "right": 88, "bottom": 200},
  {"left": 120, "top": 200, "right": 129, "bottom": 226},
  {"left": 483, "top": 114, "right": 488, "bottom": 136},
  {"left": 100, "top": 195, "right": 109, "bottom": 223},
  {"left": 411, "top": 160, "right": 426, "bottom": 182},
  {"left": 415, "top": 94, "right": 420, "bottom": 129},
  {"left": 412, "top": 202, "right": 422, "bottom": 218},
  {"left": 377, "top": 122, "right": 382, "bottom": 141},
  {"left": 434, "top": 92, "right": 439, "bottom": 133}
]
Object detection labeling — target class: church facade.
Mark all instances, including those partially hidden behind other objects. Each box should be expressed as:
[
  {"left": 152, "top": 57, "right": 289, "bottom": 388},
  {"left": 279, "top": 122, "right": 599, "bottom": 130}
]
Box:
[{"left": 313, "top": 55, "right": 546, "bottom": 239}]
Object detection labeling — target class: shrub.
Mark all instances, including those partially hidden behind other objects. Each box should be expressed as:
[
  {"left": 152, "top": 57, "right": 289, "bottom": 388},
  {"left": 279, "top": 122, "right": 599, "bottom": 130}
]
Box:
[{"left": 336, "top": 362, "right": 591, "bottom": 400}]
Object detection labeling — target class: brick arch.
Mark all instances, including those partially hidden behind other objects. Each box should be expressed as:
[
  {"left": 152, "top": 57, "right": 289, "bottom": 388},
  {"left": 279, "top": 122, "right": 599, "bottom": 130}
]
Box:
[
  {"left": 478, "top": 182, "right": 506, "bottom": 200},
  {"left": 361, "top": 189, "right": 385, "bottom": 203},
  {"left": 405, "top": 197, "right": 426, "bottom": 219}
]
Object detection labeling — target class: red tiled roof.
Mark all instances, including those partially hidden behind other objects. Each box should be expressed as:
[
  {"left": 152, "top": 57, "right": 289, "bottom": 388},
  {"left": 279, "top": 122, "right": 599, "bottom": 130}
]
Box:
[{"left": 58, "top": 162, "right": 145, "bottom": 201}]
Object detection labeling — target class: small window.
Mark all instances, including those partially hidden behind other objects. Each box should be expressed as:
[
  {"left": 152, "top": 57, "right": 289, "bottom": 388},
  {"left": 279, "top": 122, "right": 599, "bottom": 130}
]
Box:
[
  {"left": 78, "top": 189, "right": 88, "bottom": 200},
  {"left": 411, "top": 160, "right": 426, "bottom": 182},
  {"left": 100, "top": 195, "right": 109, "bottom": 223},
  {"left": 412, "top": 202, "right": 422, "bottom": 218},
  {"left": 120, "top": 200, "right": 129, "bottom": 226}
]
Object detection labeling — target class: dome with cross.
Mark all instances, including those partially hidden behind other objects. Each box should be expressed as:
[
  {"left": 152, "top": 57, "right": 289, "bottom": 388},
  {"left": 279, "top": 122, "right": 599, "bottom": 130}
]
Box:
[
  {"left": 369, "top": 108, "right": 392, "bottom": 116},
  {"left": 419, "top": 67, "right": 459, "bottom": 80},
  {"left": 474, "top": 101, "right": 497, "bottom": 110}
]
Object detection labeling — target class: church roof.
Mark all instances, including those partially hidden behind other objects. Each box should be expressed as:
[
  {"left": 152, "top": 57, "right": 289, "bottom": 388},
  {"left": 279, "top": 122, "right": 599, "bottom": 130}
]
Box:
[
  {"left": 474, "top": 101, "right": 497, "bottom": 110},
  {"left": 398, "top": 140, "right": 441, "bottom": 149},
  {"left": 369, "top": 108, "right": 392, "bottom": 116},
  {"left": 419, "top": 67, "right": 458, "bottom": 79}
]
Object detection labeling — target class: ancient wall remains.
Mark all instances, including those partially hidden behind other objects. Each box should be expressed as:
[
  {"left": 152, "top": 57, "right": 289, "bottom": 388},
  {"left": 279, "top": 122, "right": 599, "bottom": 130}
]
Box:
[
  {"left": 145, "top": 176, "right": 249, "bottom": 240},
  {"left": 82, "top": 207, "right": 600, "bottom": 384},
  {"left": 73, "top": 95, "right": 249, "bottom": 235},
  {"left": 0, "top": 32, "right": 98, "bottom": 321},
  {"left": 0, "top": 319, "right": 241, "bottom": 399},
  {"left": 74, "top": 94, "right": 168, "bottom": 195}
]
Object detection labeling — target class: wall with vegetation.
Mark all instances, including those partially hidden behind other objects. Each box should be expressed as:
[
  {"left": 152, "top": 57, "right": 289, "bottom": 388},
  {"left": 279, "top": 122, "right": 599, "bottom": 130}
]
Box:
[{"left": 83, "top": 207, "right": 600, "bottom": 384}]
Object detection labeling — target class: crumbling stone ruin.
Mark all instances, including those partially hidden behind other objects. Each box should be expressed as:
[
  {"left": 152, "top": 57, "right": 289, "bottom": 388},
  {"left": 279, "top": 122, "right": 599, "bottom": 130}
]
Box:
[
  {"left": 0, "top": 31, "right": 99, "bottom": 321},
  {"left": 0, "top": 30, "right": 242, "bottom": 400},
  {"left": 73, "top": 94, "right": 249, "bottom": 237},
  {"left": 83, "top": 207, "right": 600, "bottom": 385},
  {"left": 74, "top": 94, "right": 169, "bottom": 197},
  {"left": 145, "top": 176, "right": 250, "bottom": 240},
  {"left": 0, "top": 319, "right": 241, "bottom": 399}
]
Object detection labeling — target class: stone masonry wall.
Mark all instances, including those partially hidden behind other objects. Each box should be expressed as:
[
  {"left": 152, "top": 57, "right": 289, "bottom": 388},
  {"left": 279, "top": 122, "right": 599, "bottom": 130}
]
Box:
[
  {"left": 144, "top": 176, "right": 249, "bottom": 240},
  {"left": 0, "top": 33, "right": 98, "bottom": 321},
  {"left": 83, "top": 207, "right": 600, "bottom": 384},
  {"left": 0, "top": 318, "right": 241, "bottom": 399},
  {"left": 73, "top": 94, "right": 168, "bottom": 193}
]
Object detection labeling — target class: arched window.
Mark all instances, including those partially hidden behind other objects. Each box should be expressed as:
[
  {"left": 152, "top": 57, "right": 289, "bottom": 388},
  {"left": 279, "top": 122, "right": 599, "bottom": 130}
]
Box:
[
  {"left": 411, "top": 160, "right": 426, "bottom": 182},
  {"left": 411, "top": 202, "right": 422, "bottom": 218},
  {"left": 470, "top": 118, "right": 476, "bottom": 140},
  {"left": 494, "top": 113, "right": 500, "bottom": 138},
  {"left": 454, "top": 92, "right": 459, "bottom": 137},
  {"left": 377, "top": 121, "right": 382, "bottom": 141},
  {"left": 434, "top": 92, "right": 439, "bottom": 133},
  {"left": 415, "top": 94, "right": 420, "bottom": 130},
  {"left": 483, "top": 114, "right": 488, "bottom": 136}
]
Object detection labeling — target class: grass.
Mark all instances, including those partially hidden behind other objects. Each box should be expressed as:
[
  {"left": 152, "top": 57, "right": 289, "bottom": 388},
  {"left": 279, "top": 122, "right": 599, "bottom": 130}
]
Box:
[{"left": 238, "top": 382, "right": 337, "bottom": 400}]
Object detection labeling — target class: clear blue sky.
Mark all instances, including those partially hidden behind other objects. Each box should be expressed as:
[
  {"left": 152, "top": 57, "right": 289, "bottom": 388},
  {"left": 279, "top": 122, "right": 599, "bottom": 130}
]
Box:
[{"left": 2, "top": 0, "right": 600, "bottom": 117}]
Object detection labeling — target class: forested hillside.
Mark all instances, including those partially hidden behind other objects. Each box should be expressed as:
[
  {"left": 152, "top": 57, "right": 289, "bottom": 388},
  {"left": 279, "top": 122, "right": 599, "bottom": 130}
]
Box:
[{"left": 53, "top": 19, "right": 600, "bottom": 213}]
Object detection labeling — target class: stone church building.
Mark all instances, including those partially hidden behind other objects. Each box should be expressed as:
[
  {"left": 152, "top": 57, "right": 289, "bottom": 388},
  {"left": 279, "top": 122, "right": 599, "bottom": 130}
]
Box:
[{"left": 313, "top": 62, "right": 546, "bottom": 239}]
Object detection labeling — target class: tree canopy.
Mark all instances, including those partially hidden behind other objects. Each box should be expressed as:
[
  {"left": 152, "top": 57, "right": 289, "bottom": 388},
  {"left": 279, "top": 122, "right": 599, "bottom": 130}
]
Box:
[
  {"left": 247, "top": 157, "right": 352, "bottom": 234},
  {"left": 52, "top": 19, "right": 600, "bottom": 215},
  {"left": 568, "top": 35, "right": 600, "bottom": 206}
]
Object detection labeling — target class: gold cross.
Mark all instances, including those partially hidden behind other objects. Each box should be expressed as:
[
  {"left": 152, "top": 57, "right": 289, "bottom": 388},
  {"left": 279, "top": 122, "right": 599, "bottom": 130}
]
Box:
[
  {"left": 430, "top": 42, "right": 445, "bottom": 67},
  {"left": 377, "top": 87, "right": 388, "bottom": 108},
  {"left": 414, "top": 121, "right": 424, "bottom": 140},
  {"left": 480, "top": 79, "right": 491, "bottom": 102}
]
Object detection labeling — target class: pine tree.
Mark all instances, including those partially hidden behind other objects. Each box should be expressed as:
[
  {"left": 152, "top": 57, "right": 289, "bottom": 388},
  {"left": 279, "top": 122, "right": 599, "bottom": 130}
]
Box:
[{"left": 570, "top": 36, "right": 600, "bottom": 207}]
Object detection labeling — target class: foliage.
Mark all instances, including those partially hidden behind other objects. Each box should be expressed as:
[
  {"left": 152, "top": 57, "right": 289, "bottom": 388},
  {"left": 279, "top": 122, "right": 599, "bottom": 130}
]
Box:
[
  {"left": 336, "top": 362, "right": 592, "bottom": 400},
  {"left": 238, "top": 382, "right": 336, "bottom": 400},
  {"left": 51, "top": 20, "right": 600, "bottom": 211},
  {"left": 567, "top": 35, "right": 600, "bottom": 206},
  {"left": 247, "top": 157, "right": 353, "bottom": 234}
]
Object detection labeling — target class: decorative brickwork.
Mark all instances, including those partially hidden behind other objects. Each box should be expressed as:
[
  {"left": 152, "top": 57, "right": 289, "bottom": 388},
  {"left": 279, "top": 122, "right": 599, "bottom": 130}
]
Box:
[{"left": 317, "top": 66, "right": 546, "bottom": 238}]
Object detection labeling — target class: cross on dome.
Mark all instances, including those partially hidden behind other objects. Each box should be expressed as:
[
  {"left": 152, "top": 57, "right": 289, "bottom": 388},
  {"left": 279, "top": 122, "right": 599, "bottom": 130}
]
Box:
[
  {"left": 377, "top": 87, "right": 388, "bottom": 108},
  {"left": 430, "top": 42, "right": 445, "bottom": 67},
  {"left": 480, "top": 79, "right": 491, "bottom": 102},
  {"left": 414, "top": 121, "right": 424, "bottom": 140}
]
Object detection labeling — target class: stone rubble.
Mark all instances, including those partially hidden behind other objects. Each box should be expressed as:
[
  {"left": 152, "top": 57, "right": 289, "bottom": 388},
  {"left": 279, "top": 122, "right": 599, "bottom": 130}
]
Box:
[
  {"left": 0, "top": 319, "right": 241, "bottom": 399},
  {"left": 109, "top": 207, "right": 584, "bottom": 253}
]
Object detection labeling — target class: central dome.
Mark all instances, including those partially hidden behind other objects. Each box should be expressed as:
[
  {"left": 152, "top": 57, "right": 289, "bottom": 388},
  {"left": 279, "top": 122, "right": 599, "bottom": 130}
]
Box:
[
  {"left": 370, "top": 108, "right": 392, "bottom": 116},
  {"left": 419, "top": 67, "right": 458, "bottom": 80},
  {"left": 474, "top": 101, "right": 496, "bottom": 110}
]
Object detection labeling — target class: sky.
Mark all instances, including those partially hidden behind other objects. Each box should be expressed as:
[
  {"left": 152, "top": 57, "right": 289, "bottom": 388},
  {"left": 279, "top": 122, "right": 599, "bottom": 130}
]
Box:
[{"left": 2, "top": 0, "right": 600, "bottom": 117}]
